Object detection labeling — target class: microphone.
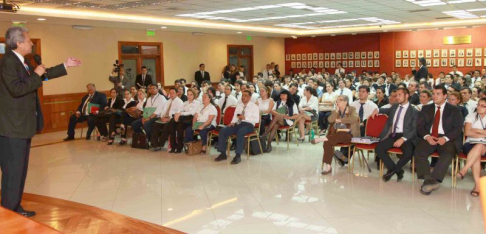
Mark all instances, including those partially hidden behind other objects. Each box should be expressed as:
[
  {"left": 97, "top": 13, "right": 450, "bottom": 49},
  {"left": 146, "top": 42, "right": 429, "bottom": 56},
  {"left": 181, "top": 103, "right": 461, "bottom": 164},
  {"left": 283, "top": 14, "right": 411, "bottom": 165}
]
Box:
[{"left": 33, "top": 54, "right": 48, "bottom": 80}]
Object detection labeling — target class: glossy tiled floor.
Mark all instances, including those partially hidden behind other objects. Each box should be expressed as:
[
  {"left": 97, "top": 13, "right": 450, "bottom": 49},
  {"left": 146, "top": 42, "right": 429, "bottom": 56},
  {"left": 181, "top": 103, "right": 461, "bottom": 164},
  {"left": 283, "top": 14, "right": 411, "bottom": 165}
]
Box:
[{"left": 6, "top": 131, "right": 485, "bottom": 234}]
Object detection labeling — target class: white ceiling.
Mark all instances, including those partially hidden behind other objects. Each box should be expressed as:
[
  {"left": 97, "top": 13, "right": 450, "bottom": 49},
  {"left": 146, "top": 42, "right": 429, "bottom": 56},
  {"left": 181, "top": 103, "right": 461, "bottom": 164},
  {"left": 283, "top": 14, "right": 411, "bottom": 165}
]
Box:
[{"left": 6, "top": 0, "right": 486, "bottom": 36}]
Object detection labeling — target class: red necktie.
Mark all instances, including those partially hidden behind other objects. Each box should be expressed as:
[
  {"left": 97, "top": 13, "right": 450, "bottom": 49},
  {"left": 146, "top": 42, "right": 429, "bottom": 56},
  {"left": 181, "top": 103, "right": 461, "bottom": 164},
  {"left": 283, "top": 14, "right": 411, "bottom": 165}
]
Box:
[{"left": 431, "top": 106, "right": 441, "bottom": 138}]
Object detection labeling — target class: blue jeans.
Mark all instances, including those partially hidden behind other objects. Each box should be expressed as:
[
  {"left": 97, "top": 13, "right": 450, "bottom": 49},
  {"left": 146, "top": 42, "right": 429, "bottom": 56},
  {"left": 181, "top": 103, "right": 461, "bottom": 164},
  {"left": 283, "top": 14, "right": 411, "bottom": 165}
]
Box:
[
  {"left": 217, "top": 122, "right": 254, "bottom": 156},
  {"left": 184, "top": 125, "right": 215, "bottom": 145},
  {"left": 131, "top": 118, "right": 157, "bottom": 137}
]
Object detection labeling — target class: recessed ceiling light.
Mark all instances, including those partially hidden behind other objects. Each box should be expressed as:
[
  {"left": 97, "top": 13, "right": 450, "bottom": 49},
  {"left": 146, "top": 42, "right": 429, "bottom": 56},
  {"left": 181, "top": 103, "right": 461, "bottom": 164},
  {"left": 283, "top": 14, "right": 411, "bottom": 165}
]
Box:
[
  {"left": 37, "top": 18, "right": 46, "bottom": 21},
  {"left": 160, "top": 26, "right": 167, "bottom": 29},
  {"left": 237, "top": 31, "right": 242, "bottom": 34}
]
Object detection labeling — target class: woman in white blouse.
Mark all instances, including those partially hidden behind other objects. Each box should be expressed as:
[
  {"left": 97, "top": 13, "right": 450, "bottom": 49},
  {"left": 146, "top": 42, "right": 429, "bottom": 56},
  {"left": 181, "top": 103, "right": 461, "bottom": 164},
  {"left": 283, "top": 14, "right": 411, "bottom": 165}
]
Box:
[
  {"left": 184, "top": 93, "right": 217, "bottom": 154},
  {"left": 456, "top": 98, "right": 486, "bottom": 197},
  {"left": 295, "top": 87, "right": 319, "bottom": 142},
  {"left": 249, "top": 83, "right": 260, "bottom": 103},
  {"left": 318, "top": 83, "right": 337, "bottom": 135},
  {"left": 118, "top": 89, "right": 146, "bottom": 145},
  {"left": 168, "top": 89, "right": 200, "bottom": 153},
  {"left": 256, "top": 86, "right": 274, "bottom": 135},
  {"left": 107, "top": 90, "right": 134, "bottom": 145}
]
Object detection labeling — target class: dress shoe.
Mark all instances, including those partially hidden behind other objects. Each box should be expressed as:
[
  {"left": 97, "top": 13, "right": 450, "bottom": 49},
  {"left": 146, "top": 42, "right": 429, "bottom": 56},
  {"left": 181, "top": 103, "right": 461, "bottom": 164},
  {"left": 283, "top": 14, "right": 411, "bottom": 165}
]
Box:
[
  {"left": 214, "top": 154, "right": 227, "bottom": 162},
  {"left": 118, "top": 140, "right": 127, "bottom": 146},
  {"left": 231, "top": 156, "right": 241, "bottom": 164},
  {"left": 420, "top": 179, "right": 440, "bottom": 195},
  {"left": 149, "top": 147, "right": 161, "bottom": 152},
  {"left": 396, "top": 169, "right": 404, "bottom": 182},
  {"left": 321, "top": 168, "right": 332, "bottom": 175},
  {"left": 107, "top": 141, "right": 114, "bottom": 145},
  {"left": 17, "top": 210, "right": 36, "bottom": 217},
  {"left": 382, "top": 170, "right": 395, "bottom": 182},
  {"left": 97, "top": 136, "right": 101, "bottom": 141},
  {"left": 63, "top": 137, "right": 75, "bottom": 141},
  {"left": 86, "top": 136, "right": 91, "bottom": 140},
  {"left": 265, "top": 144, "right": 272, "bottom": 153},
  {"left": 174, "top": 149, "right": 182, "bottom": 154},
  {"left": 169, "top": 149, "right": 176, "bottom": 153}
]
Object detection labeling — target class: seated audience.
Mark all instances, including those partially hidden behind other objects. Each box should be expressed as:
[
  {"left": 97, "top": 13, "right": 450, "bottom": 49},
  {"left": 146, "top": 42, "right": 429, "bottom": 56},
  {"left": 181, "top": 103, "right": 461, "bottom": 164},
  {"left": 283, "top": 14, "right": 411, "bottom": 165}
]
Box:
[
  {"left": 177, "top": 85, "right": 188, "bottom": 102},
  {"left": 184, "top": 93, "right": 217, "bottom": 154},
  {"left": 351, "top": 85, "right": 378, "bottom": 136},
  {"left": 118, "top": 89, "right": 146, "bottom": 145},
  {"left": 416, "top": 89, "right": 433, "bottom": 111},
  {"left": 169, "top": 89, "right": 200, "bottom": 153},
  {"left": 374, "top": 87, "right": 388, "bottom": 108},
  {"left": 318, "top": 82, "right": 337, "bottom": 134},
  {"left": 94, "top": 88, "right": 123, "bottom": 141},
  {"left": 214, "top": 91, "right": 259, "bottom": 164},
  {"left": 218, "top": 85, "right": 238, "bottom": 115},
  {"left": 408, "top": 81, "right": 420, "bottom": 105},
  {"left": 107, "top": 90, "right": 134, "bottom": 145},
  {"left": 381, "top": 89, "right": 397, "bottom": 109},
  {"left": 295, "top": 87, "right": 319, "bottom": 142},
  {"left": 289, "top": 83, "right": 301, "bottom": 106},
  {"left": 130, "top": 86, "right": 138, "bottom": 99},
  {"left": 256, "top": 86, "right": 274, "bottom": 135},
  {"left": 448, "top": 91, "right": 469, "bottom": 120},
  {"left": 64, "top": 83, "right": 107, "bottom": 141},
  {"left": 461, "top": 87, "right": 478, "bottom": 115},
  {"left": 131, "top": 84, "right": 167, "bottom": 139},
  {"left": 149, "top": 88, "right": 183, "bottom": 152}
]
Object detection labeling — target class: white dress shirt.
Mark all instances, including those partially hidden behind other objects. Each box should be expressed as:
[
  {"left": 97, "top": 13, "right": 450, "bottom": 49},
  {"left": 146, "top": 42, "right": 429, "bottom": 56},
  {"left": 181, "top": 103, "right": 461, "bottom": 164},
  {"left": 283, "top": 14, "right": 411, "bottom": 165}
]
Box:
[
  {"left": 257, "top": 98, "right": 273, "bottom": 113},
  {"left": 351, "top": 100, "right": 378, "bottom": 121},
  {"left": 231, "top": 101, "right": 260, "bottom": 126},
  {"left": 136, "top": 98, "right": 146, "bottom": 111},
  {"left": 335, "top": 68, "right": 345, "bottom": 75},
  {"left": 299, "top": 95, "right": 319, "bottom": 114},
  {"left": 251, "top": 93, "right": 259, "bottom": 103},
  {"left": 465, "top": 112, "right": 486, "bottom": 143},
  {"left": 463, "top": 99, "right": 478, "bottom": 115},
  {"left": 217, "top": 94, "right": 238, "bottom": 113},
  {"left": 196, "top": 104, "right": 218, "bottom": 127},
  {"left": 391, "top": 102, "right": 410, "bottom": 140},
  {"left": 109, "top": 97, "right": 117, "bottom": 108},
  {"left": 148, "top": 94, "right": 167, "bottom": 117},
  {"left": 334, "top": 88, "right": 353, "bottom": 103},
  {"left": 180, "top": 100, "right": 200, "bottom": 116},
  {"left": 273, "top": 101, "right": 299, "bottom": 126},
  {"left": 159, "top": 97, "right": 183, "bottom": 118}
]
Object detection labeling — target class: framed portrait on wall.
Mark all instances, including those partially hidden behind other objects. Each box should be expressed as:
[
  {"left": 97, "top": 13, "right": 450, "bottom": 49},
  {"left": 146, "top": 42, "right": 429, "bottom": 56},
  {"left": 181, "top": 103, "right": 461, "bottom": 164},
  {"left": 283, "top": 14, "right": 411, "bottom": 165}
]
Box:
[
  {"left": 402, "top": 59, "right": 408, "bottom": 68},
  {"left": 402, "top": 50, "right": 409, "bottom": 59},
  {"left": 291, "top": 62, "right": 296, "bottom": 68},
  {"left": 484, "top": 58, "right": 486, "bottom": 68},
  {"left": 410, "top": 59, "right": 416, "bottom": 68},
  {"left": 441, "top": 58, "right": 447, "bottom": 67},
  {"left": 361, "top": 52, "right": 366, "bottom": 59},
  {"left": 441, "top": 49, "right": 448, "bottom": 58},
  {"left": 349, "top": 60, "right": 354, "bottom": 67},
  {"left": 425, "top": 50, "right": 432, "bottom": 58},
  {"left": 367, "top": 51, "right": 373, "bottom": 59},
  {"left": 433, "top": 49, "right": 440, "bottom": 58},
  {"left": 302, "top": 53, "right": 307, "bottom": 60},
  {"left": 355, "top": 60, "right": 360, "bottom": 68},
  {"left": 458, "top": 58, "right": 464, "bottom": 67},
  {"left": 308, "top": 53, "right": 312, "bottom": 60},
  {"left": 297, "top": 62, "right": 301, "bottom": 68},
  {"left": 395, "top": 50, "right": 401, "bottom": 59},
  {"left": 449, "top": 49, "right": 456, "bottom": 57},
  {"left": 336, "top": 53, "right": 341, "bottom": 60},
  {"left": 325, "top": 53, "right": 329, "bottom": 60},
  {"left": 313, "top": 53, "right": 318, "bottom": 60},
  {"left": 374, "top": 51, "right": 380, "bottom": 59},
  {"left": 330, "top": 53, "right": 336, "bottom": 60},
  {"left": 286, "top": 54, "right": 290, "bottom": 61},
  {"left": 410, "top": 50, "right": 416, "bottom": 59},
  {"left": 355, "top": 52, "right": 360, "bottom": 59},
  {"left": 291, "top": 54, "right": 296, "bottom": 60},
  {"left": 343, "top": 61, "right": 348, "bottom": 68},
  {"left": 433, "top": 59, "right": 440, "bottom": 67},
  {"left": 466, "top": 49, "right": 473, "bottom": 57},
  {"left": 330, "top": 61, "right": 336, "bottom": 68},
  {"left": 343, "top": 52, "right": 348, "bottom": 59},
  {"left": 417, "top": 50, "right": 424, "bottom": 58},
  {"left": 302, "top": 61, "right": 307, "bottom": 68},
  {"left": 318, "top": 61, "right": 324, "bottom": 68},
  {"left": 361, "top": 60, "right": 366, "bottom": 67},
  {"left": 466, "top": 58, "right": 473, "bottom": 67},
  {"left": 297, "top": 54, "right": 301, "bottom": 60},
  {"left": 475, "top": 48, "right": 482, "bottom": 57},
  {"left": 426, "top": 59, "right": 431, "bottom": 67},
  {"left": 308, "top": 61, "right": 313, "bottom": 68},
  {"left": 349, "top": 52, "right": 354, "bottom": 59},
  {"left": 458, "top": 49, "right": 465, "bottom": 57},
  {"left": 325, "top": 61, "right": 330, "bottom": 68},
  {"left": 476, "top": 58, "right": 482, "bottom": 67},
  {"left": 368, "top": 60, "right": 373, "bottom": 67},
  {"left": 449, "top": 58, "right": 456, "bottom": 67},
  {"left": 395, "top": 60, "right": 401, "bottom": 68},
  {"left": 319, "top": 53, "right": 324, "bottom": 60},
  {"left": 313, "top": 61, "right": 318, "bottom": 68},
  {"left": 374, "top": 60, "right": 379, "bottom": 67}
]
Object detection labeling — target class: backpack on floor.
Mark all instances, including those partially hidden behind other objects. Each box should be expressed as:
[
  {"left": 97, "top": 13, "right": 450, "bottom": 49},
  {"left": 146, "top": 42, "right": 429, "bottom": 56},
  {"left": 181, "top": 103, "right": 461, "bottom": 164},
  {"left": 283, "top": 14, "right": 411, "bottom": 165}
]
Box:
[
  {"left": 248, "top": 136, "right": 266, "bottom": 155},
  {"left": 131, "top": 132, "right": 149, "bottom": 149}
]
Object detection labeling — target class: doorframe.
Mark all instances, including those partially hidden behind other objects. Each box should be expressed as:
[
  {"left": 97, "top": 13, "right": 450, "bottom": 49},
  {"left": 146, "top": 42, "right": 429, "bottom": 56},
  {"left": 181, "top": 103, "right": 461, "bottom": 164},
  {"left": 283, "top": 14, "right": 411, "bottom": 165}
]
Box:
[
  {"left": 118, "top": 41, "right": 164, "bottom": 86},
  {"left": 227, "top": 45, "right": 254, "bottom": 81}
]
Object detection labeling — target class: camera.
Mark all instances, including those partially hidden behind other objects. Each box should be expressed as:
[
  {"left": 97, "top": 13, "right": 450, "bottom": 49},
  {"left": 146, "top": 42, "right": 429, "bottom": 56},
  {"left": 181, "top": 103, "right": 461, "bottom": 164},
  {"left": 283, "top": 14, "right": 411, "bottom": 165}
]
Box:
[{"left": 113, "top": 60, "right": 124, "bottom": 73}]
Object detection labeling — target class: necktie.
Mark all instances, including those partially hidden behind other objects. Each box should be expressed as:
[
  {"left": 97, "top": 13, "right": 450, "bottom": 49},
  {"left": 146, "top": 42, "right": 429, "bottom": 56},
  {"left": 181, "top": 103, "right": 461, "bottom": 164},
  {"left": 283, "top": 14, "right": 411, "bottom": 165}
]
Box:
[
  {"left": 201, "top": 71, "right": 204, "bottom": 78},
  {"left": 431, "top": 106, "right": 441, "bottom": 138},
  {"left": 222, "top": 97, "right": 228, "bottom": 112},
  {"left": 82, "top": 95, "right": 93, "bottom": 116},
  {"left": 340, "top": 89, "right": 343, "bottom": 95},
  {"left": 24, "top": 62, "right": 30, "bottom": 75},
  {"left": 236, "top": 92, "right": 239, "bottom": 99},
  {"left": 359, "top": 103, "right": 365, "bottom": 122},
  {"left": 142, "top": 75, "right": 145, "bottom": 85},
  {"left": 164, "top": 100, "right": 173, "bottom": 118},
  {"left": 392, "top": 106, "right": 403, "bottom": 138}
]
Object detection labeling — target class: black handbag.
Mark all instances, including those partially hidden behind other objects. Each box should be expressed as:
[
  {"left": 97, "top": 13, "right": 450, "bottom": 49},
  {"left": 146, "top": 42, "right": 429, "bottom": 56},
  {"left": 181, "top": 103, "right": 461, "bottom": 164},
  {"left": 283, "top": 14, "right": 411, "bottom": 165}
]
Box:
[
  {"left": 131, "top": 132, "right": 148, "bottom": 149},
  {"left": 179, "top": 115, "right": 194, "bottom": 124}
]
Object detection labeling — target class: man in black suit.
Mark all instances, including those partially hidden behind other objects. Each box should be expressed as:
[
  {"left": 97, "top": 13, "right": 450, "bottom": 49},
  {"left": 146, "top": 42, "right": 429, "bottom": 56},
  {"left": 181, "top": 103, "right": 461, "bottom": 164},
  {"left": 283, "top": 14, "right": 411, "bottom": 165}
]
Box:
[
  {"left": 442, "top": 74, "right": 460, "bottom": 91},
  {"left": 372, "top": 88, "right": 419, "bottom": 182},
  {"left": 412, "top": 57, "right": 428, "bottom": 81},
  {"left": 64, "top": 83, "right": 107, "bottom": 141},
  {"left": 385, "top": 77, "right": 397, "bottom": 97},
  {"left": 195, "top": 63, "right": 210, "bottom": 86},
  {"left": 0, "top": 27, "right": 81, "bottom": 217},
  {"left": 415, "top": 85, "right": 463, "bottom": 195},
  {"left": 135, "top": 66, "right": 153, "bottom": 89},
  {"left": 408, "top": 81, "right": 420, "bottom": 105}
]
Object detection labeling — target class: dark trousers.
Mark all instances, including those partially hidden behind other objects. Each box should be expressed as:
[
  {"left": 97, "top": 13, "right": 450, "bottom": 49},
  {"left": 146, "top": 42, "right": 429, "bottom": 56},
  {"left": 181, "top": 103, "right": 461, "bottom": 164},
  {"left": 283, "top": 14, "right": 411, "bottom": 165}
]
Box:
[
  {"left": 68, "top": 114, "right": 95, "bottom": 138},
  {"left": 151, "top": 120, "right": 172, "bottom": 148},
  {"left": 323, "top": 132, "right": 352, "bottom": 164},
  {"left": 415, "top": 138, "right": 456, "bottom": 182},
  {"left": 120, "top": 112, "right": 137, "bottom": 138},
  {"left": 318, "top": 111, "right": 331, "bottom": 130},
  {"left": 217, "top": 122, "right": 254, "bottom": 156},
  {"left": 375, "top": 134, "right": 415, "bottom": 172},
  {"left": 0, "top": 136, "right": 31, "bottom": 212},
  {"left": 108, "top": 114, "right": 121, "bottom": 138},
  {"left": 132, "top": 117, "right": 157, "bottom": 137},
  {"left": 95, "top": 115, "right": 110, "bottom": 137},
  {"left": 173, "top": 121, "right": 191, "bottom": 151},
  {"left": 184, "top": 125, "right": 214, "bottom": 145},
  {"left": 259, "top": 115, "right": 271, "bottom": 136}
]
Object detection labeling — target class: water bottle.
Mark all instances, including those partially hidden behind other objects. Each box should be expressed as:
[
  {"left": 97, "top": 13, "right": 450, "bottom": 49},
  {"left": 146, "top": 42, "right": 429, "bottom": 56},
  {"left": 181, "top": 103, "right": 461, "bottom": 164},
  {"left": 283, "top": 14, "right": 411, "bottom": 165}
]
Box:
[{"left": 310, "top": 128, "right": 315, "bottom": 141}]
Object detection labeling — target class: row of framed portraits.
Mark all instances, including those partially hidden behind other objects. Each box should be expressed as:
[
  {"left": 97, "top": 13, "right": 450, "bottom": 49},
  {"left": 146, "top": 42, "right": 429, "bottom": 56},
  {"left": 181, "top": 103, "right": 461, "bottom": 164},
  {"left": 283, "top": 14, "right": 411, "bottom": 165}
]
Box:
[
  {"left": 291, "top": 60, "right": 379, "bottom": 69},
  {"left": 285, "top": 51, "right": 380, "bottom": 61},
  {"left": 395, "top": 58, "right": 485, "bottom": 68},
  {"left": 396, "top": 48, "right": 486, "bottom": 59}
]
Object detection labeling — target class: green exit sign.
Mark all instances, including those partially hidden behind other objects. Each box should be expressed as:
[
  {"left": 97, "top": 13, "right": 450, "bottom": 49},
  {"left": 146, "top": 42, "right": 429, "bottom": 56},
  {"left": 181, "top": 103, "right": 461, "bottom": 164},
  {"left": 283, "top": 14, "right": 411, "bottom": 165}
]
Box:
[
  {"left": 246, "top": 36, "right": 252, "bottom": 41},
  {"left": 147, "top": 29, "right": 155, "bottom": 37},
  {"left": 12, "top": 21, "right": 27, "bottom": 27}
]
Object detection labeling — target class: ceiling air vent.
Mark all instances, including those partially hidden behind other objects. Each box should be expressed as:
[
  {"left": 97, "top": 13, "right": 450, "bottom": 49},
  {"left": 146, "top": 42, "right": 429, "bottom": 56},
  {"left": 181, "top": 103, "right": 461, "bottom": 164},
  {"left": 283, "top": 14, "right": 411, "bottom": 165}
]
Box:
[
  {"left": 436, "top": 16, "right": 454, "bottom": 20},
  {"left": 409, "top": 9, "right": 431, "bottom": 13}
]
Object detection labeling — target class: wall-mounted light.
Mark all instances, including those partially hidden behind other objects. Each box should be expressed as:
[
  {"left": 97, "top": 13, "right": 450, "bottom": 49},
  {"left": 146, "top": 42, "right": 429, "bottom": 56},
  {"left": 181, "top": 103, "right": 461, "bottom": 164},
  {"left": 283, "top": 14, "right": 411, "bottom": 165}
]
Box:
[
  {"left": 160, "top": 26, "right": 167, "bottom": 29},
  {"left": 37, "top": 18, "right": 46, "bottom": 21}
]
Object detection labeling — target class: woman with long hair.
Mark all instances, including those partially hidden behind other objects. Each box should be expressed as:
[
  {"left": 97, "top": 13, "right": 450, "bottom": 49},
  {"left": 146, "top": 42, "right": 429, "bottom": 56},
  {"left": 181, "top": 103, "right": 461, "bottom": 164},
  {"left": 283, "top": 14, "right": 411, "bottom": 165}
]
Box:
[
  {"left": 118, "top": 89, "right": 146, "bottom": 145},
  {"left": 295, "top": 86, "right": 319, "bottom": 142},
  {"left": 256, "top": 86, "right": 275, "bottom": 135},
  {"left": 318, "top": 82, "right": 337, "bottom": 135},
  {"left": 184, "top": 93, "right": 217, "bottom": 154}
]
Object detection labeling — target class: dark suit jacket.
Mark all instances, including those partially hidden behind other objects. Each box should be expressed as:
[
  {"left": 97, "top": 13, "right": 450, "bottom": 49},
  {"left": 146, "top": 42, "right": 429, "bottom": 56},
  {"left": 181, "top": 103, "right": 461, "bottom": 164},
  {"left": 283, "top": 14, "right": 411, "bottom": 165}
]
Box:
[
  {"left": 135, "top": 74, "right": 153, "bottom": 89},
  {"left": 0, "top": 50, "right": 67, "bottom": 138},
  {"left": 416, "top": 103, "right": 464, "bottom": 153},
  {"left": 106, "top": 97, "right": 124, "bottom": 110},
  {"left": 409, "top": 92, "right": 420, "bottom": 105},
  {"left": 379, "top": 104, "right": 419, "bottom": 145},
  {"left": 413, "top": 66, "right": 428, "bottom": 80},
  {"left": 385, "top": 83, "right": 397, "bottom": 96},
  {"left": 77, "top": 91, "right": 107, "bottom": 114},
  {"left": 108, "top": 75, "right": 128, "bottom": 94},
  {"left": 271, "top": 89, "right": 281, "bottom": 102},
  {"left": 195, "top": 70, "right": 210, "bottom": 86},
  {"left": 374, "top": 97, "right": 389, "bottom": 108}
]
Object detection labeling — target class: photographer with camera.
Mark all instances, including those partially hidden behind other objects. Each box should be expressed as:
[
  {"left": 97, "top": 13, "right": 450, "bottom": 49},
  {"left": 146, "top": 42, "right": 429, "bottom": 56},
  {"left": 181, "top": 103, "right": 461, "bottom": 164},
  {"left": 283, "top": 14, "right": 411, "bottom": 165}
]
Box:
[{"left": 109, "top": 61, "right": 128, "bottom": 97}]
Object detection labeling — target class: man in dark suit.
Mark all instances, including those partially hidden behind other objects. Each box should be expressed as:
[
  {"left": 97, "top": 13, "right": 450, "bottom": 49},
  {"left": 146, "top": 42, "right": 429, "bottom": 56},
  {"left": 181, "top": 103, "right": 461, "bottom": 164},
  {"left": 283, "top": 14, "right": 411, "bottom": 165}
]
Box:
[
  {"left": 0, "top": 27, "right": 81, "bottom": 217},
  {"left": 372, "top": 88, "right": 419, "bottom": 182},
  {"left": 412, "top": 57, "right": 428, "bottom": 81},
  {"left": 415, "top": 85, "right": 463, "bottom": 195},
  {"left": 135, "top": 66, "right": 153, "bottom": 89},
  {"left": 442, "top": 74, "right": 460, "bottom": 91},
  {"left": 385, "top": 77, "right": 397, "bottom": 97},
  {"left": 195, "top": 63, "right": 210, "bottom": 86},
  {"left": 64, "top": 83, "right": 107, "bottom": 141},
  {"left": 408, "top": 81, "right": 420, "bottom": 105}
]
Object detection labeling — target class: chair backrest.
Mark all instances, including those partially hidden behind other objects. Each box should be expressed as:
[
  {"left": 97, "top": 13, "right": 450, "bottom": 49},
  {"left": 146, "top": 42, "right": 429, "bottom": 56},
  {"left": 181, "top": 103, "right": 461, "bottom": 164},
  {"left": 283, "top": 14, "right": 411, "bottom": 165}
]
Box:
[
  {"left": 215, "top": 105, "right": 221, "bottom": 126},
  {"left": 223, "top": 106, "right": 236, "bottom": 126},
  {"left": 365, "top": 114, "right": 388, "bottom": 138}
]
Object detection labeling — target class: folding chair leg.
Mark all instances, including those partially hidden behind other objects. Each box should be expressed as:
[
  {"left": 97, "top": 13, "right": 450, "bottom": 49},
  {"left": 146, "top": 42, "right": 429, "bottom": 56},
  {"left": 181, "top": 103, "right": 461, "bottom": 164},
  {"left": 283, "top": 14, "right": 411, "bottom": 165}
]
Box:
[
  {"left": 412, "top": 157, "right": 415, "bottom": 182},
  {"left": 227, "top": 138, "right": 231, "bottom": 158},
  {"left": 256, "top": 137, "right": 263, "bottom": 156},
  {"left": 350, "top": 147, "right": 355, "bottom": 173},
  {"left": 287, "top": 130, "right": 290, "bottom": 150},
  {"left": 451, "top": 159, "right": 455, "bottom": 188},
  {"left": 207, "top": 133, "right": 212, "bottom": 154},
  {"left": 358, "top": 150, "right": 363, "bottom": 167},
  {"left": 80, "top": 127, "right": 84, "bottom": 139},
  {"left": 379, "top": 161, "right": 384, "bottom": 178},
  {"left": 247, "top": 137, "right": 250, "bottom": 160}
]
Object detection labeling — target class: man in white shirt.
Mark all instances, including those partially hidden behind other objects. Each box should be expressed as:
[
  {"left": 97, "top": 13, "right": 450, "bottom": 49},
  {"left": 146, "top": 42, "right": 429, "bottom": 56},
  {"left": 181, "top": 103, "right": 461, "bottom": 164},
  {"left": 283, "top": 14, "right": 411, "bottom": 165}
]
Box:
[
  {"left": 351, "top": 85, "right": 378, "bottom": 136},
  {"left": 218, "top": 85, "right": 238, "bottom": 114},
  {"left": 131, "top": 84, "right": 167, "bottom": 139},
  {"left": 262, "top": 64, "right": 272, "bottom": 80},
  {"left": 233, "top": 80, "right": 243, "bottom": 101},
  {"left": 449, "top": 65, "right": 463, "bottom": 77},
  {"left": 334, "top": 80, "right": 353, "bottom": 103},
  {"left": 149, "top": 88, "right": 183, "bottom": 152},
  {"left": 214, "top": 91, "right": 260, "bottom": 165},
  {"left": 461, "top": 87, "right": 477, "bottom": 115},
  {"left": 335, "top": 62, "right": 345, "bottom": 75},
  {"left": 471, "top": 70, "right": 481, "bottom": 88}
]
